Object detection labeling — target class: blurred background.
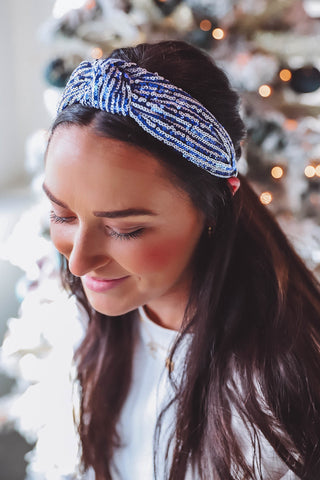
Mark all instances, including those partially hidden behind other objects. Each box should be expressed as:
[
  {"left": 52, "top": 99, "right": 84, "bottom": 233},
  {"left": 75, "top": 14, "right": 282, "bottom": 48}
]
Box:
[{"left": 1, "top": 0, "right": 320, "bottom": 478}]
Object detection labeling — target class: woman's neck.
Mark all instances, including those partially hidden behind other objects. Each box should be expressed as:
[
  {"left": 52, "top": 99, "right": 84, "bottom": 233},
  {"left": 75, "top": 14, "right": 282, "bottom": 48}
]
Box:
[{"left": 143, "top": 294, "right": 188, "bottom": 331}]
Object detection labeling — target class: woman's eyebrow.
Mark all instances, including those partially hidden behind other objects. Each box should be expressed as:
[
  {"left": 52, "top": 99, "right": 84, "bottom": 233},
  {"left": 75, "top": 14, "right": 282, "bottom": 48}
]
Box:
[
  {"left": 42, "top": 183, "right": 69, "bottom": 208},
  {"left": 42, "top": 183, "right": 157, "bottom": 218},
  {"left": 93, "top": 208, "right": 157, "bottom": 218}
]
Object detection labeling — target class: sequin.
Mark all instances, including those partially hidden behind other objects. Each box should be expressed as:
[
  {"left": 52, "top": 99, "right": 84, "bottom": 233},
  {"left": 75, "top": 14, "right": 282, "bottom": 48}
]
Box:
[{"left": 57, "top": 58, "right": 237, "bottom": 178}]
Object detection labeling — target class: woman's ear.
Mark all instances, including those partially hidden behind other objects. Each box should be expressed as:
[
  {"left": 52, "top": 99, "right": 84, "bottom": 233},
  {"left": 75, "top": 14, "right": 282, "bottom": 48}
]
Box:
[{"left": 227, "top": 177, "right": 240, "bottom": 195}]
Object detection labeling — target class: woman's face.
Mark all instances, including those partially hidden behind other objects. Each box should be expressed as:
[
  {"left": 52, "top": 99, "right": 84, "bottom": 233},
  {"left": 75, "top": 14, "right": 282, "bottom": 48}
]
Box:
[{"left": 44, "top": 125, "right": 205, "bottom": 321}]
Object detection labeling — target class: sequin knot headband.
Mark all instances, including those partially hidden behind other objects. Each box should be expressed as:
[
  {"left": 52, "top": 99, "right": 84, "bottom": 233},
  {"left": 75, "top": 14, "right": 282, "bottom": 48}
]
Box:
[{"left": 57, "top": 58, "right": 237, "bottom": 178}]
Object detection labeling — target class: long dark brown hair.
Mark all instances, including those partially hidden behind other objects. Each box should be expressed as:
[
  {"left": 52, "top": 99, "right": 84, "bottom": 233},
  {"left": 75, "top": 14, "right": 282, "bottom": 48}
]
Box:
[{"left": 49, "top": 41, "right": 320, "bottom": 479}]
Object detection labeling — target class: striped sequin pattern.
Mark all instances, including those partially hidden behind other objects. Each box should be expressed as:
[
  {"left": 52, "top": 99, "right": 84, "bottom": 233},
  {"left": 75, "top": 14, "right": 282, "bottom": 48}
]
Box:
[{"left": 57, "top": 58, "right": 237, "bottom": 178}]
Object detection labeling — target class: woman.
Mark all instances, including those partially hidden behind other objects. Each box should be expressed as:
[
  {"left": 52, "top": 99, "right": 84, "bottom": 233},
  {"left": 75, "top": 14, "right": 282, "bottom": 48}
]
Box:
[{"left": 43, "top": 40, "right": 320, "bottom": 479}]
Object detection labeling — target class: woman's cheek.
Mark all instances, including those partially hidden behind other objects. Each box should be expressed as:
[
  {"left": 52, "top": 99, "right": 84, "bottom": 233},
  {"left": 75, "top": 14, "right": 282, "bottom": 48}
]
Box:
[{"left": 127, "top": 237, "right": 186, "bottom": 273}]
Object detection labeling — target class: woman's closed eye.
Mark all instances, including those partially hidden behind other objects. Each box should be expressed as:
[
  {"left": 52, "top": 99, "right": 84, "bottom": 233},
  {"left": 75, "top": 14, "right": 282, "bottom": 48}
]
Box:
[
  {"left": 106, "top": 227, "right": 144, "bottom": 241},
  {"left": 50, "top": 211, "right": 145, "bottom": 241},
  {"left": 50, "top": 211, "right": 76, "bottom": 224}
]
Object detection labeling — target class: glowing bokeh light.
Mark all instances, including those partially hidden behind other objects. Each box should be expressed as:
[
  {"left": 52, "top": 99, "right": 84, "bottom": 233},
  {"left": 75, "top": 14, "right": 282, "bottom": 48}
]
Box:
[
  {"left": 315, "top": 164, "right": 320, "bottom": 177},
  {"left": 279, "top": 69, "right": 292, "bottom": 82},
  {"left": 260, "top": 191, "right": 273, "bottom": 205},
  {"left": 304, "top": 165, "right": 316, "bottom": 178},
  {"left": 258, "top": 84, "right": 272, "bottom": 97},
  {"left": 91, "top": 47, "right": 103, "bottom": 59},
  {"left": 200, "top": 19, "right": 212, "bottom": 31},
  {"left": 86, "top": 0, "right": 96, "bottom": 8},
  {"left": 284, "top": 119, "right": 298, "bottom": 131},
  {"left": 236, "top": 53, "right": 251, "bottom": 66},
  {"left": 271, "top": 166, "right": 284, "bottom": 179},
  {"left": 212, "top": 28, "right": 225, "bottom": 40}
]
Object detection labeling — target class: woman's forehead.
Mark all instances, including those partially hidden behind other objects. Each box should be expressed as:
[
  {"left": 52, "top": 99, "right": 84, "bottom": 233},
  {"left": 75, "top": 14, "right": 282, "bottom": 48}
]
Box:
[
  {"left": 47, "top": 125, "right": 165, "bottom": 179},
  {"left": 45, "top": 125, "right": 192, "bottom": 210}
]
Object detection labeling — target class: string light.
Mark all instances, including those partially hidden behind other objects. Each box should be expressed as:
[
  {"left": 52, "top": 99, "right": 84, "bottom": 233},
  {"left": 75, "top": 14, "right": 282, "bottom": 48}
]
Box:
[
  {"left": 260, "top": 191, "right": 273, "bottom": 205},
  {"left": 200, "top": 19, "right": 212, "bottom": 31},
  {"left": 309, "top": 193, "right": 320, "bottom": 207},
  {"left": 91, "top": 47, "right": 103, "bottom": 59},
  {"left": 279, "top": 69, "right": 292, "bottom": 82},
  {"left": 86, "top": 0, "right": 96, "bottom": 8},
  {"left": 212, "top": 28, "right": 225, "bottom": 40},
  {"left": 284, "top": 119, "right": 298, "bottom": 131},
  {"left": 304, "top": 165, "right": 316, "bottom": 178},
  {"left": 236, "top": 52, "right": 251, "bottom": 66},
  {"left": 258, "top": 84, "right": 272, "bottom": 97},
  {"left": 271, "top": 166, "right": 284, "bottom": 179}
]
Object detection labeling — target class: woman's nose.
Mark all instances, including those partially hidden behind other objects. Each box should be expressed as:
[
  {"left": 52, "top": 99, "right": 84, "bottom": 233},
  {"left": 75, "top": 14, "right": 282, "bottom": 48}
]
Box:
[{"left": 68, "top": 225, "right": 110, "bottom": 277}]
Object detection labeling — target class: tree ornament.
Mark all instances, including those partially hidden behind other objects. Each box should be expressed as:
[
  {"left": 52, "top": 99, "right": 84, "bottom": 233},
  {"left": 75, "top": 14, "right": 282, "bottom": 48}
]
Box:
[
  {"left": 245, "top": 115, "right": 287, "bottom": 182},
  {"left": 185, "top": 0, "right": 236, "bottom": 19},
  {"left": 248, "top": 118, "right": 287, "bottom": 152},
  {"left": 301, "top": 179, "right": 320, "bottom": 220},
  {"left": 113, "top": 0, "right": 132, "bottom": 13},
  {"left": 290, "top": 66, "right": 320, "bottom": 93},
  {"left": 185, "top": 27, "right": 214, "bottom": 50},
  {"left": 153, "top": 0, "right": 182, "bottom": 16},
  {"left": 44, "top": 56, "right": 83, "bottom": 88}
]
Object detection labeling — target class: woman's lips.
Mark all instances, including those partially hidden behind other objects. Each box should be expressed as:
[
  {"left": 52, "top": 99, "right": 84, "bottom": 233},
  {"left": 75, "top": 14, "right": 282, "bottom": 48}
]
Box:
[{"left": 82, "top": 275, "right": 129, "bottom": 293}]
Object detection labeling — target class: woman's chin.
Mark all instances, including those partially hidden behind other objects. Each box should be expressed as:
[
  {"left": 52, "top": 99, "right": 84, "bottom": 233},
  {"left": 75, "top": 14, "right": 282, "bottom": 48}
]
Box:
[{"left": 85, "top": 293, "right": 138, "bottom": 317}]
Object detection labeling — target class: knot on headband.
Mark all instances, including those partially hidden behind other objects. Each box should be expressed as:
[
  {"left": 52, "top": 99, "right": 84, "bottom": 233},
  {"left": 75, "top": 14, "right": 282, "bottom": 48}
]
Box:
[
  {"left": 57, "top": 58, "right": 238, "bottom": 178},
  {"left": 58, "top": 59, "right": 132, "bottom": 115}
]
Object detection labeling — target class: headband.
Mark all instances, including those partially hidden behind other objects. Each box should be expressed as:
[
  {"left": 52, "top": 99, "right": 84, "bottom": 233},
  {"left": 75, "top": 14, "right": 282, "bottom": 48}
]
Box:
[{"left": 57, "top": 58, "right": 237, "bottom": 178}]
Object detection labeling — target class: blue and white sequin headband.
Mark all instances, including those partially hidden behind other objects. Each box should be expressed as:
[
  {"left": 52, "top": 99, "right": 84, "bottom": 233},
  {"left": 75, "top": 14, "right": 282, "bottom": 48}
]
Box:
[{"left": 57, "top": 58, "right": 237, "bottom": 178}]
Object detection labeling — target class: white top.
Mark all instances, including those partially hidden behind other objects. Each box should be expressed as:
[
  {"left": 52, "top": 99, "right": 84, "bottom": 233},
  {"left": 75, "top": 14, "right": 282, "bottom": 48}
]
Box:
[
  {"left": 2, "top": 289, "right": 299, "bottom": 480},
  {"left": 112, "top": 306, "right": 188, "bottom": 479},
  {"left": 109, "top": 306, "right": 298, "bottom": 480}
]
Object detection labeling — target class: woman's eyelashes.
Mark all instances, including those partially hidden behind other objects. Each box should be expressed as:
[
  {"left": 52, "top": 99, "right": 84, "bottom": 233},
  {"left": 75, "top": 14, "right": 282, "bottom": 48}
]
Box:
[
  {"left": 106, "top": 227, "right": 144, "bottom": 241},
  {"left": 50, "top": 211, "right": 144, "bottom": 240},
  {"left": 50, "top": 211, "right": 76, "bottom": 224}
]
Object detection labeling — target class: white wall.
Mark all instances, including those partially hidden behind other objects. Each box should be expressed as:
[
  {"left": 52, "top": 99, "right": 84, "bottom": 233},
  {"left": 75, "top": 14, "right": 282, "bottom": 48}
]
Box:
[
  {"left": 0, "top": 0, "right": 55, "bottom": 348},
  {"left": 0, "top": 0, "right": 52, "bottom": 191}
]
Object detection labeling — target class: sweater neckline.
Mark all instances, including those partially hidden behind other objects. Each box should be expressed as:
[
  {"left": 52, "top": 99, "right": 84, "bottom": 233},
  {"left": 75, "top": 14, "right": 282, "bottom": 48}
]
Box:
[{"left": 138, "top": 305, "right": 178, "bottom": 355}]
